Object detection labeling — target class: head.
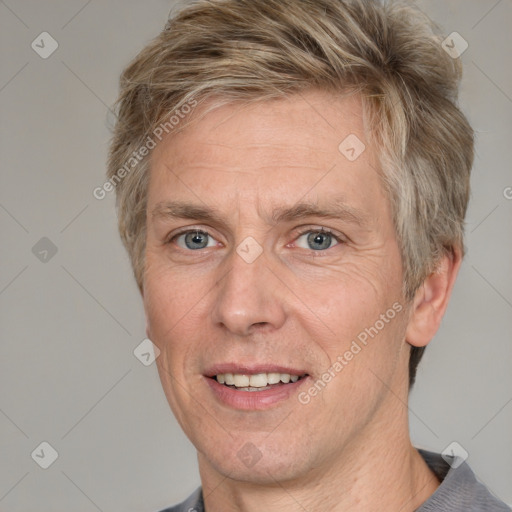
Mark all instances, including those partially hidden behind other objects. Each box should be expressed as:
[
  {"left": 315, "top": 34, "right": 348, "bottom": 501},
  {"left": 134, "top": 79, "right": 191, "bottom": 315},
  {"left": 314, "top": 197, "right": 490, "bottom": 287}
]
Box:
[{"left": 107, "top": 0, "right": 473, "bottom": 485}]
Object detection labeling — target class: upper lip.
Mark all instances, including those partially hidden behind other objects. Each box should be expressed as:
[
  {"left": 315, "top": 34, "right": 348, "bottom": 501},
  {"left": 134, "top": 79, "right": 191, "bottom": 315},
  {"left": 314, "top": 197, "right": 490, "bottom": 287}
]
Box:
[{"left": 204, "top": 364, "right": 309, "bottom": 378}]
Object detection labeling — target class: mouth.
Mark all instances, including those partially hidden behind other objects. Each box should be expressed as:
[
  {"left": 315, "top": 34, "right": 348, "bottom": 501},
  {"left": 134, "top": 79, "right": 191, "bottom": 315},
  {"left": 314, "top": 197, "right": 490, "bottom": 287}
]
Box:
[
  {"left": 211, "top": 372, "right": 308, "bottom": 392},
  {"left": 203, "top": 366, "right": 310, "bottom": 410}
]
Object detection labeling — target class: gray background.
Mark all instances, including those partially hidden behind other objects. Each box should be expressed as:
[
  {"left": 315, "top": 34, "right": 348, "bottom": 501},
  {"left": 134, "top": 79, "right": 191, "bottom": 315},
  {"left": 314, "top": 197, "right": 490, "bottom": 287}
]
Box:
[{"left": 0, "top": 0, "right": 511, "bottom": 510}]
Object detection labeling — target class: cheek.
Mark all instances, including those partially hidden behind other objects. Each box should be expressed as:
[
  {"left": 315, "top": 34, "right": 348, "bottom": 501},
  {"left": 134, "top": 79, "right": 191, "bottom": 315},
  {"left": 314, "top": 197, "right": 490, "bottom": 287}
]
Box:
[
  {"left": 143, "top": 253, "right": 202, "bottom": 347},
  {"left": 292, "top": 260, "right": 400, "bottom": 348}
]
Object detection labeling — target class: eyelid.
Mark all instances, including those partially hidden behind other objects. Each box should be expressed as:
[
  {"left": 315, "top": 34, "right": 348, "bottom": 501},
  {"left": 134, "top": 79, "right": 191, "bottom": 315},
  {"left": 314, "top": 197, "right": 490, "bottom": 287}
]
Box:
[
  {"left": 166, "top": 227, "right": 219, "bottom": 246},
  {"left": 293, "top": 225, "right": 346, "bottom": 241},
  {"left": 165, "top": 225, "right": 213, "bottom": 240}
]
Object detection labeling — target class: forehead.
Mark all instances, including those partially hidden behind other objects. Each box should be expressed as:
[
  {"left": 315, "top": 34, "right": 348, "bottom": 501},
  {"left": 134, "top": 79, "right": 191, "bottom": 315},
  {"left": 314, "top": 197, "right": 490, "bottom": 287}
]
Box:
[
  {"left": 154, "top": 91, "right": 370, "bottom": 171},
  {"left": 148, "top": 90, "right": 386, "bottom": 223}
]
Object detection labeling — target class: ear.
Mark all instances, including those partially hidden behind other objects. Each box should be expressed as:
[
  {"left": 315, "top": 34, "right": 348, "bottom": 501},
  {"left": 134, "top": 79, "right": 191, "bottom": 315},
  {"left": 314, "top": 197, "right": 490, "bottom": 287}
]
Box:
[{"left": 405, "top": 248, "right": 462, "bottom": 348}]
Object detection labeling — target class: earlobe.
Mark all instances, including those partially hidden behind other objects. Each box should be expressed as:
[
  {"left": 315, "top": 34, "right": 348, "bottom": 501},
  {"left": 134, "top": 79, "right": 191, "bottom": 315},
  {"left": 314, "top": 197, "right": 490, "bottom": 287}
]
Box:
[{"left": 405, "top": 248, "right": 462, "bottom": 348}]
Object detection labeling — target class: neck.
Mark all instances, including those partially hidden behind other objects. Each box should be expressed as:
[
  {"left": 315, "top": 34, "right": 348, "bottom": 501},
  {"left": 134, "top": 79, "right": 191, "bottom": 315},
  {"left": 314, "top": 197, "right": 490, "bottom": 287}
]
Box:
[{"left": 198, "top": 385, "right": 440, "bottom": 511}]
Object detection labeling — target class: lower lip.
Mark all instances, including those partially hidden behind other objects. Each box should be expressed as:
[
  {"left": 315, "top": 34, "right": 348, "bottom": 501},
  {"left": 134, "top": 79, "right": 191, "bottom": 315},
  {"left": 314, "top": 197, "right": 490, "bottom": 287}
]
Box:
[{"left": 205, "top": 376, "right": 308, "bottom": 410}]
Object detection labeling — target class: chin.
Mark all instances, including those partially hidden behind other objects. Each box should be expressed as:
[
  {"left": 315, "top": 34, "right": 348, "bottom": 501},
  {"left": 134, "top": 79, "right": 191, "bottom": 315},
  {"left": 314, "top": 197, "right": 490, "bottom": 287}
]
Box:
[{"left": 197, "top": 434, "right": 315, "bottom": 485}]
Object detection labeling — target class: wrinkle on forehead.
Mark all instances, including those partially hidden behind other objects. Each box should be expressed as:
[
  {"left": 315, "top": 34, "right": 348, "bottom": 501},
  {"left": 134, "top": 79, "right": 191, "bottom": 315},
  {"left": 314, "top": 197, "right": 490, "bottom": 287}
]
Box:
[{"left": 152, "top": 90, "right": 369, "bottom": 173}]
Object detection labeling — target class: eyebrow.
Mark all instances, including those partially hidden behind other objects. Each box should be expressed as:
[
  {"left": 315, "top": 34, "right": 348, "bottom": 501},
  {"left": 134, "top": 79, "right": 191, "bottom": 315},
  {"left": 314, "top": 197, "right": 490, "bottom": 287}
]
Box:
[
  {"left": 151, "top": 198, "right": 370, "bottom": 228},
  {"left": 270, "top": 200, "right": 369, "bottom": 227}
]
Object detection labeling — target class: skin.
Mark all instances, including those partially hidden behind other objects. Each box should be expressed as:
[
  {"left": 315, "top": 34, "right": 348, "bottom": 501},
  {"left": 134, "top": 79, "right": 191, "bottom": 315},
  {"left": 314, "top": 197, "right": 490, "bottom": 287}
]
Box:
[{"left": 143, "top": 90, "right": 461, "bottom": 511}]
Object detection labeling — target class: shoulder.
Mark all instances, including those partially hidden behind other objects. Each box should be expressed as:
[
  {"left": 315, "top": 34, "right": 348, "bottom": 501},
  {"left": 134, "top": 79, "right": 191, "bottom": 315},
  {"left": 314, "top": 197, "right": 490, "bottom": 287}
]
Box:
[
  {"left": 156, "top": 487, "right": 203, "bottom": 512},
  {"left": 417, "top": 449, "right": 510, "bottom": 511}
]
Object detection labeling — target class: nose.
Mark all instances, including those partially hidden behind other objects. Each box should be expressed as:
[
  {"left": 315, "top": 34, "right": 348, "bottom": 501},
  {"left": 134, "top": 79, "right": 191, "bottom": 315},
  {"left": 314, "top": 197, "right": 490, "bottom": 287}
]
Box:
[{"left": 210, "top": 243, "right": 287, "bottom": 337}]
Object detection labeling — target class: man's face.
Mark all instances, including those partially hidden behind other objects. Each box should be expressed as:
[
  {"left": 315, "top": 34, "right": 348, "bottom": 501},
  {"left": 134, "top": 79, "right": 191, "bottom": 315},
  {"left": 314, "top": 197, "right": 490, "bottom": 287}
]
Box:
[{"left": 144, "top": 90, "right": 411, "bottom": 483}]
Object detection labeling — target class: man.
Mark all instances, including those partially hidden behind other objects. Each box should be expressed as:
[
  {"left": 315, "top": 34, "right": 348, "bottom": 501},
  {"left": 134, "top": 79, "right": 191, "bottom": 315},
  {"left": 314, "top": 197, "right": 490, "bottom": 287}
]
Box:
[{"left": 107, "top": 0, "right": 510, "bottom": 510}]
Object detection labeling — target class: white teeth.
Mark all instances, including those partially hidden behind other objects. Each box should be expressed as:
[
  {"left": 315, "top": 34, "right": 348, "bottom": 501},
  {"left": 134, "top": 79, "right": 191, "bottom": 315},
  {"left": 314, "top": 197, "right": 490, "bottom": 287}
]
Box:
[
  {"left": 233, "top": 374, "right": 250, "bottom": 387},
  {"left": 214, "top": 372, "right": 303, "bottom": 388},
  {"left": 249, "top": 373, "right": 268, "bottom": 387},
  {"left": 267, "top": 372, "right": 281, "bottom": 385}
]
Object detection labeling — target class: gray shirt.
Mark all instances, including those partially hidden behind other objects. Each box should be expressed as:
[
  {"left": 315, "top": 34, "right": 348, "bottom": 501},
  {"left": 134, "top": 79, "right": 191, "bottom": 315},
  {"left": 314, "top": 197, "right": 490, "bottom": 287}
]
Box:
[{"left": 159, "top": 449, "right": 510, "bottom": 511}]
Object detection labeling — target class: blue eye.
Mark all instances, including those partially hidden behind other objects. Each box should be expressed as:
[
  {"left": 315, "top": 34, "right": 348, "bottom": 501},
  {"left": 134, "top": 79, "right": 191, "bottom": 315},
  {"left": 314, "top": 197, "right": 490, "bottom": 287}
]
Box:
[
  {"left": 173, "top": 230, "right": 217, "bottom": 250},
  {"left": 295, "top": 229, "right": 340, "bottom": 251}
]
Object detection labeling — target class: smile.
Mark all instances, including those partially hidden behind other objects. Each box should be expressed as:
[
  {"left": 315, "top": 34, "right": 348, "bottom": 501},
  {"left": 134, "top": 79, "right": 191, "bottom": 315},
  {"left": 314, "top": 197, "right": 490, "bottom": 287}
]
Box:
[
  {"left": 205, "top": 368, "right": 310, "bottom": 410},
  {"left": 214, "top": 372, "right": 307, "bottom": 391}
]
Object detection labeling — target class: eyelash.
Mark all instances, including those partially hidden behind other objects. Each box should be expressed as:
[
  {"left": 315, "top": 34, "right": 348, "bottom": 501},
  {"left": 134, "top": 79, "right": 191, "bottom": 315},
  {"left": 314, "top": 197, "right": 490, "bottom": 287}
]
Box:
[
  {"left": 167, "top": 227, "right": 344, "bottom": 251},
  {"left": 294, "top": 227, "right": 343, "bottom": 248}
]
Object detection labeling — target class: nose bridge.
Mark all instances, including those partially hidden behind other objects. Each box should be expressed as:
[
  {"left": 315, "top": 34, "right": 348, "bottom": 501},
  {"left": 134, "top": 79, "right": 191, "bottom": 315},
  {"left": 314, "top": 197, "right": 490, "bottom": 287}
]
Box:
[{"left": 211, "top": 239, "right": 286, "bottom": 336}]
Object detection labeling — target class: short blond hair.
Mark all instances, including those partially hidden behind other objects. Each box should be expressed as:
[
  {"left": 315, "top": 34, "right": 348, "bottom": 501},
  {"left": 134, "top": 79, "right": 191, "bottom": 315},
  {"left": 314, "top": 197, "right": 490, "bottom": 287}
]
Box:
[{"left": 107, "top": 0, "right": 474, "bottom": 386}]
